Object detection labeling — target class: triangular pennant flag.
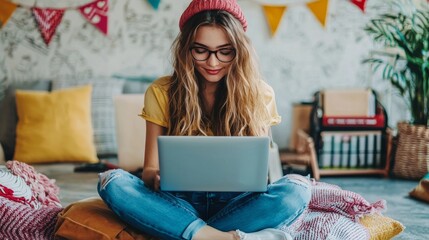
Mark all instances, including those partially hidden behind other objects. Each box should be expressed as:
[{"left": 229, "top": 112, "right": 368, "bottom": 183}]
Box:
[
  {"left": 78, "top": 0, "right": 109, "bottom": 35},
  {"left": 32, "top": 8, "right": 65, "bottom": 45},
  {"left": 262, "top": 5, "right": 287, "bottom": 37},
  {"left": 0, "top": 0, "right": 17, "bottom": 28},
  {"left": 147, "top": 0, "right": 161, "bottom": 10},
  {"left": 306, "top": 0, "right": 329, "bottom": 27},
  {"left": 351, "top": 0, "right": 367, "bottom": 13}
]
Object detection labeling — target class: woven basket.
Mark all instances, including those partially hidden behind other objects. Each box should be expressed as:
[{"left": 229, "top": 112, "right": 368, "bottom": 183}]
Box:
[{"left": 393, "top": 122, "right": 429, "bottom": 180}]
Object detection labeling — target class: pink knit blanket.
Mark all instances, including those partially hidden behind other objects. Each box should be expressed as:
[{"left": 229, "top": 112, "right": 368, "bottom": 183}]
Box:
[
  {"left": 0, "top": 161, "right": 64, "bottom": 240},
  {"left": 0, "top": 200, "right": 62, "bottom": 240},
  {"left": 283, "top": 181, "right": 386, "bottom": 240}
]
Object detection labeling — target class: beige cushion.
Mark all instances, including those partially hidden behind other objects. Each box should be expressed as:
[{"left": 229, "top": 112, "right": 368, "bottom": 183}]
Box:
[{"left": 114, "top": 94, "right": 146, "bottom": 171}]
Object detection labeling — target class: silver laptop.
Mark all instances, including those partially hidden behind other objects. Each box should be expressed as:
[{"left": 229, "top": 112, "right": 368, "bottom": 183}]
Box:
[{"left": 158, "top": 136, "right": 270, "bottom": 192}]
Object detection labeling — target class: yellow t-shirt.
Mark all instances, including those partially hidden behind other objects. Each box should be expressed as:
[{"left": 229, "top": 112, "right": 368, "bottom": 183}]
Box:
[{"left": 140, "top": 76, "right": 281, "bottom": 129}]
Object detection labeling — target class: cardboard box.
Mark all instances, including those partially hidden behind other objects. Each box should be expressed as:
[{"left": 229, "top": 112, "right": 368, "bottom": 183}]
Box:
[
  {"left": 289, "top": 103, "right": 313, "bottom": 150},
  {"left": 322, "top": 89, "right": 375, "bottom": 117}
]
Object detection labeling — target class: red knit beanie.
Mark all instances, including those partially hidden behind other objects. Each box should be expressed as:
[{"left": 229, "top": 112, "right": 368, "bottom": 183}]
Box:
[{"left": 179, "top": 0, "right": 247, "bottom": 31}]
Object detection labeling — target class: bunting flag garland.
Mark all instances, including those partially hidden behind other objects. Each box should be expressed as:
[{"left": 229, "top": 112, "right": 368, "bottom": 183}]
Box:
[
  {"left": 32, "top": 8, "right": 65, "bottom": 45},
  {"left": 1, "top": 0, "right": 367, "bottom": 40},
  {"left": 147, "top": 0, "right": 161, "bottom": 10},
  {"left": 78, "top": 0, "right": 108, "bottom": 35},
  {"left": 262, "top": 5, "right": 287, "bottom": 37},
  {"left": 1, "top": 0, "right": 111, "bottom": 43},
  {"left": 259, "top": 0, "right": 331, "bottom": 36},
  {"left": 306, "top": 0, "right": 330, "bottom": 27},
  {"left": 350, "top": 0, "right": 367, "bottom": 13},
  {"left": 0, "top": 0, "right": 17, "bottom": 28}
]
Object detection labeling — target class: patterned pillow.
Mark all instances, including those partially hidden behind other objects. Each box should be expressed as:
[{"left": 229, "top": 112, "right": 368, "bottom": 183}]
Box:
[
  {"left": 52, "top": 78, "right": 125, "bottom": 157},
  {"left": 6, "top": 160, "right": 62, "bottom": 207},
  {"left": 0, "top": 169, "right": 39, "bottom": 209}
]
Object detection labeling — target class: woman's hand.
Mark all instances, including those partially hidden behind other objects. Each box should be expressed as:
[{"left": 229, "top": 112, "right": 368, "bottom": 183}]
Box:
[{"left": 142, "top": 167, "right": 161, "bottom": 191}]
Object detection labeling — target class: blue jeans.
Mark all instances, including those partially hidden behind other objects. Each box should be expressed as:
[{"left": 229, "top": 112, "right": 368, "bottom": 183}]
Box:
[{"left": 98, "top": 169, "right": 311, "bottom": 240}]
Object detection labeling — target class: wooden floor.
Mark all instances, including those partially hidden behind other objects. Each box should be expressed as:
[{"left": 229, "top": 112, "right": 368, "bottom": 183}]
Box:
[
  {"left": 34, "top": 164, "right": 428, "bottom": 240},
  {"left": 34, "top": 164, "right": 101, "bottom": 206}
]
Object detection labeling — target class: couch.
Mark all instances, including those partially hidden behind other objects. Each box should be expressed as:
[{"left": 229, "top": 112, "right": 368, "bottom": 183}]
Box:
[{"left": 0, "top": 78, "right": 152, "bottom": 166}]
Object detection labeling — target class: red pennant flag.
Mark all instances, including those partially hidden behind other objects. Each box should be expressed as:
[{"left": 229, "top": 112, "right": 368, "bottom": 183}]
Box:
[
  {"left": 351, "top": 0, "right": 367, "bottom": 13},
  {"left": 79, "top": 0, "right": 108, "bottom": 35},
  {"left": 32, "top": 8, "right": 65, "bottom": 45}
]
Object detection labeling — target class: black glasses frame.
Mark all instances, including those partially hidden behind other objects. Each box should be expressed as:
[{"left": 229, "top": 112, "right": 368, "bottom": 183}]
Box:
[{"left": 190, "top": 47, "right": 236, "bottom": 63}]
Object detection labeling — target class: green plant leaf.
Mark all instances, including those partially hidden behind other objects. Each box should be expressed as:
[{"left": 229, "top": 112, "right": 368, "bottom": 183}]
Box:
[{"left": 363, "top": 1, "right": 429, "bottom": 126}]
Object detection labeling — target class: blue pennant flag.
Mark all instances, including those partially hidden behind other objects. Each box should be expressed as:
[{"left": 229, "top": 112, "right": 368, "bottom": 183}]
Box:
[{"left": 147, "top": 0, "right": 161, "bottom": 10}]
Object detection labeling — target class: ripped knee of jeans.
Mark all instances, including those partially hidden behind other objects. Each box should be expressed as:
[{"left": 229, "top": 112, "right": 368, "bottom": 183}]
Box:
[
  {"left": 99, "top": 169, "right": 122, "bottom": 190},
  {"left": 286, "top": 174, "right": 312, "bottom": 188}
]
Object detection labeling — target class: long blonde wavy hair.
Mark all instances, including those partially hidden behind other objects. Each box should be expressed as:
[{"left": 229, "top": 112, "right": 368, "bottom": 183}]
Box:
[{"left": 167, "top": 10, "right": 270, "bottom": 136}]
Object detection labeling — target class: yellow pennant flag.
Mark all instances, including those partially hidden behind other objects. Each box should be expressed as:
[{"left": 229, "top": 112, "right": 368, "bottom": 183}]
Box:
[
  {"left": 262, "top": 5, "right": 287, "bottom": 37},
  {"left": 306, "top": 0, "right": 329, "bottom": 27},
  {"left": 0, "top": 0, "right": 17, "bottom": 28}
]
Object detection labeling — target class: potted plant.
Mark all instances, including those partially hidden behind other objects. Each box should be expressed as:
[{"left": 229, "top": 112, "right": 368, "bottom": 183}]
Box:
[{"left": 363, "top": 0, "right": 429, "bottom": 179}]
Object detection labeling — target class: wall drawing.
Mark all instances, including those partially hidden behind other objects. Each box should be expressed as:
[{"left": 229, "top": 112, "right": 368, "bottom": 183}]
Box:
[{"left": 0, "top": 0, "right": 415, "bottom": 148}]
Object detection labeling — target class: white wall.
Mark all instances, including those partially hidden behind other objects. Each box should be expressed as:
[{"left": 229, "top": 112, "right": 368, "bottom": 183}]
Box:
[{"left": 0, "top": 0, "right": 416, "bottom": 149}]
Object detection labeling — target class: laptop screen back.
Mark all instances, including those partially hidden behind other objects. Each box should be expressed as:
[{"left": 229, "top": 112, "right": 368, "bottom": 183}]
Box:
[{"left": 158, "top": 136, "right": 270, "bottom": 192}]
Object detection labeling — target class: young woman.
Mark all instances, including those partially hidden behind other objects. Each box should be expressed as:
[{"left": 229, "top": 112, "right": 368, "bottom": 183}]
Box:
[{"left": 98, "top": 1, "right": 311, "bottom": 239}]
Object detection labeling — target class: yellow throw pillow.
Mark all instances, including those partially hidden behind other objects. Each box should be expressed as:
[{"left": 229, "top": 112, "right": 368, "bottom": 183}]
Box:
[
  {"left": 13, "top": 85, "right": 98, "bottom": 163},
  {"left": 359, "top": 214, "right": 404, "bottom": 240}
]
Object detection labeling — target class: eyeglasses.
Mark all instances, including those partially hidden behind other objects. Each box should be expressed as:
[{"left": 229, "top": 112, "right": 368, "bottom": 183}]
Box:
[{"left": 190, "top": 47, "right": 236, "bottom": 63}]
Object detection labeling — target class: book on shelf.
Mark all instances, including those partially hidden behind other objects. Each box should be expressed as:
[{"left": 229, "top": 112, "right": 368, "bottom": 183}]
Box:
[
  {"left": 321, "top": 113, "right": 385, "bottom": 129},
  {"left": 318, "top": 130, "right": 383, "bottom": 169}
]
